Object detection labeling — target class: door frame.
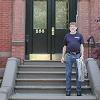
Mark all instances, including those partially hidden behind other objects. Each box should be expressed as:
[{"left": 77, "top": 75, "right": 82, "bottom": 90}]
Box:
[{"left": 25, "top": 0, "right": 33, "bottom": 59}]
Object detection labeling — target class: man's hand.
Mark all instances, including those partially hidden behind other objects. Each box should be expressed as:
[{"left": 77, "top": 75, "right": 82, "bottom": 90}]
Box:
[
  {"left": 80, "top": 55, "right": 84, "bottom": 60},
  {"left": 61, "top": 57, "right": 64, "bottom": 63}
]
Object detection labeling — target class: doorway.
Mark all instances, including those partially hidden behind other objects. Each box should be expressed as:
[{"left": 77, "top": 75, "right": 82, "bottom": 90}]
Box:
[{"left": 25, "top": 0, "right": 77, "bottom": 60}]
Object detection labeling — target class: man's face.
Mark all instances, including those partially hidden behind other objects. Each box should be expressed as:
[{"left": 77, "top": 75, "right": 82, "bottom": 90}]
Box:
[{"left": 69, "top": 25, "right": 77, "bottom": 33}]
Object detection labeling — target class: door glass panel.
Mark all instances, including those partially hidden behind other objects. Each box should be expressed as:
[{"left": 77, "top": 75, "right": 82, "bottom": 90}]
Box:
[
  {"left": 33, "top": 0, "right": 47, "bottom": 29},
  {"left": 56, "top": 0, "right": 68, "bottom": 29}
]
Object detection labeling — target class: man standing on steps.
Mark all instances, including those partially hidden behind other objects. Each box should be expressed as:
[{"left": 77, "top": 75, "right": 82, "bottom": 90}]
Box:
[{"left": 61, "top": 22, "right": 84, "bottom": 96}]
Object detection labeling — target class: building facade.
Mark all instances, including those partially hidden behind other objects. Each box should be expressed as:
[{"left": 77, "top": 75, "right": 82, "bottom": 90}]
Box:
[{"left": 0, "top": 0, "right": 100, "bottom": 68}]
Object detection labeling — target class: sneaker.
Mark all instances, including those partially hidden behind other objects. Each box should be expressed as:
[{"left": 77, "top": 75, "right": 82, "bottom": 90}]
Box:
[
  {"left": 77, "top": 91, "right": 81, "bottom": 96},
  {"left": 66, "top": 91, "right": 71, "bottom": 96}
]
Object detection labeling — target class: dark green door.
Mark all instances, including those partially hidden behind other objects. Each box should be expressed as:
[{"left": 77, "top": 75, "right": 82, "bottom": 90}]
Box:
[{"left": 25, "top": 0, "right": 77, "bottom": 60}]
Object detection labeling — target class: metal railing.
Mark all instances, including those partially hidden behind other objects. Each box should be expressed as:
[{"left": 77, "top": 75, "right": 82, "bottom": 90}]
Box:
[
  {"left": 87, "top": 36, "right": 100, "bottom": 68},
  {"left": 87, "top": 36, "right": 96, "bottom": 58}
]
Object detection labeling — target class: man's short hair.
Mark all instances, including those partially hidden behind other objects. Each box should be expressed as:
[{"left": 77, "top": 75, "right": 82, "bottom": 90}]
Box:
[{"left": 70, "top": 22, "right": 77, "bottom": 27}]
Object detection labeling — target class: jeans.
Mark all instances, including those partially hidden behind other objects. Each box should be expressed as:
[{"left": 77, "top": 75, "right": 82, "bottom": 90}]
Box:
[{"left": 65, "top": 53, "right": 81, "bottom": 92}]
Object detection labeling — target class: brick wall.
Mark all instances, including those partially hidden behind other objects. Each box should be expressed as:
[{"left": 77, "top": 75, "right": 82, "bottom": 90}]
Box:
[
  {"left": 0, "top": 0, "right": 100, "bottom": 68},
  {"left": 77, "top": 0, "right": 100, "bottom": 58},
  {"left": 12, "top": 0, "right": 25, "bottom": 61},
  {"left": 77, "top": 0, "right": 91, "bottom": 41},
  {"left": 90, "top": 0, "right": 100, "bottom": 42},
  {"left": 0, "top": 0, "right": 13, "bottom": 68}
]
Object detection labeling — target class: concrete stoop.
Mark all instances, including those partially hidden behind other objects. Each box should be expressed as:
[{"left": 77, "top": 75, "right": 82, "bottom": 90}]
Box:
[{"left": 9, "top": 60, "right": 97, "bottom": 100}]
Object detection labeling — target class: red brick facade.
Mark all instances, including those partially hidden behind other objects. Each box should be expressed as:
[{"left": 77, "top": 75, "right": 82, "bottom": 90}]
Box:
[
  {"left": 0, "top": 0, "right": 100, "bottom": 68},
  {"left": 0, "top": 0, "right": 13, "bottom": 68},
  {"left": 12, "top": 0, "right": 25, "bottom": 61},
  {"left": 77, "top": 0, "right": 100, "bottom": 58}
]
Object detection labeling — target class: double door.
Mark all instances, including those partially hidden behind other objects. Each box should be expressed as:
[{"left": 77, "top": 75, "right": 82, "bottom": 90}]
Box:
[{"left": 25, "top": 0, "right": 77, "bottom": 60}]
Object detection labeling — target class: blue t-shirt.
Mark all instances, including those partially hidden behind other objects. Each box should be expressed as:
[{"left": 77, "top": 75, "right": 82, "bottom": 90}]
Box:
[{"left": 63, "top": 32, "right": 84, "bottom": 52}]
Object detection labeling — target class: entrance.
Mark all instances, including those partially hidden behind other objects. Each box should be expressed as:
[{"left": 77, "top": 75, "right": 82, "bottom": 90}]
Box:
[{"left": 25, "top": 0, "right": 77, "bottom": 60}]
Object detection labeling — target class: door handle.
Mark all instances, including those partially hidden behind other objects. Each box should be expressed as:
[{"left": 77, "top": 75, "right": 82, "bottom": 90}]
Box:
[{"left": 52, "top": 27, "right": 55, "bottom": 35}]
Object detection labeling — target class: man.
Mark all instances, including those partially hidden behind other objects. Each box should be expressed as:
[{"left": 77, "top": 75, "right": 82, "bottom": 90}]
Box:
[{"left": 61, "top": 22, "right": 84, "bottom": 96}]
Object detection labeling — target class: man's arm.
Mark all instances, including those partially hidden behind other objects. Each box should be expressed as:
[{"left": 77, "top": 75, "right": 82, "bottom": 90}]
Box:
[
  {"left": 80, "top": 44, "right": 84, "bottom": 59},
  {"left": 61, "top": 45, "right": 67, "bottom": 63}
]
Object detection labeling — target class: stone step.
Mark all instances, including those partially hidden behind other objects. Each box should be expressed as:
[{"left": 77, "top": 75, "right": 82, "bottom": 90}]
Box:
[
  {"left": 14, "top": 86, "right": 91, "bottom": 94},
  {"left": 23, "top": 60, "right": 64, "bottom": 65},
  {"left": 17, "top": 71, "right": 77, "bottom": 79},
  {"left": 19, "top": 64, "right": 65, "bottom": 67},
  {"left": 16, "top": 78, "right": 89, "bottom": 86},
  {"left": 18, "top": 65, "right": 65, "bottom": 72},
  {"left": 9, "top": 93, "right": 96, "bottom": 100},
  {"left": 18, "top": 65, "right": 76, "bottom": 72}
]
